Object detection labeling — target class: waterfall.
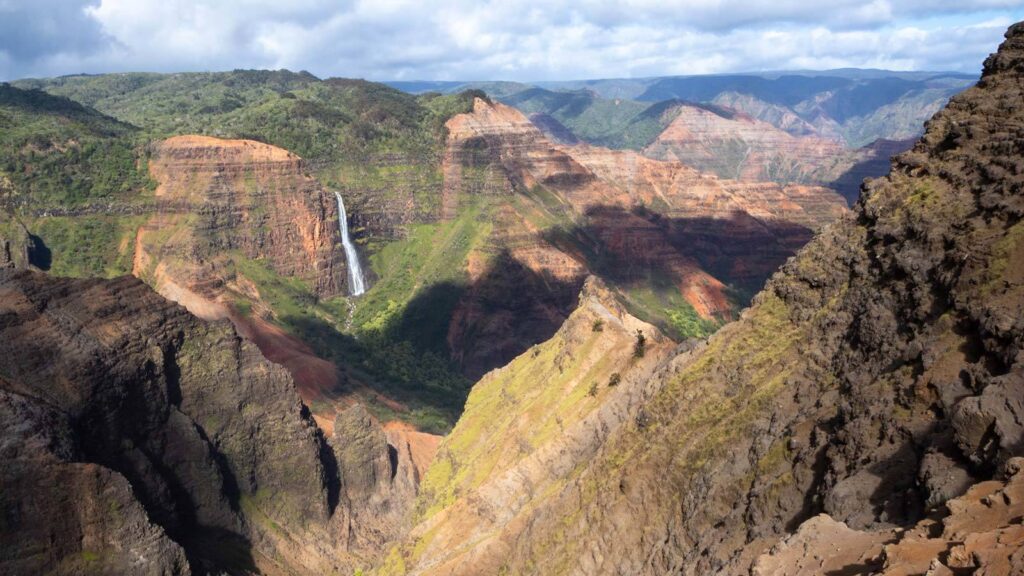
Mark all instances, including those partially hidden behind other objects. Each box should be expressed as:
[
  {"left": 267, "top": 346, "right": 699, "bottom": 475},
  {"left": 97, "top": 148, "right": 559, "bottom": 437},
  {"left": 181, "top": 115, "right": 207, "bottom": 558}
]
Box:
[{"left": 334, "top": 191, "right": 366, "bottom": 296}]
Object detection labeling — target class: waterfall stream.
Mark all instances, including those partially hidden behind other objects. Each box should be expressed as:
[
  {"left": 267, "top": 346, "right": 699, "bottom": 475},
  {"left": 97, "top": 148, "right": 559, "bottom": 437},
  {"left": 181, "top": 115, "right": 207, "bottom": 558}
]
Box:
[{"left": 334, "top": 191, "right": 366, "bottom": 296}]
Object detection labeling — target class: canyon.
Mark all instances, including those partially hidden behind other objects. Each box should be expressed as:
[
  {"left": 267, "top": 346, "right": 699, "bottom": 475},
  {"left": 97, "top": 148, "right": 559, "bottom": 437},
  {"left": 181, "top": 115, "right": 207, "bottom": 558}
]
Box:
[
  {"left": 378, "top": 23, "right": 1024, "bottom": 574},
  {"left": 2, "top": 20, "right": 1023, "bottom": 576}
]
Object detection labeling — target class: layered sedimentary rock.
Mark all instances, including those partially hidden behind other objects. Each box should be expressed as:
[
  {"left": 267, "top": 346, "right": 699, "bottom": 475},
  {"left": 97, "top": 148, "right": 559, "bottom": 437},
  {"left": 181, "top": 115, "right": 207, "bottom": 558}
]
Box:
[
  {"left": 383, "top": 22, "right": 1024, "bottom": 575},
  {"left": 440, "top": 97, "right": 846, "bottom": 337},
  {"left": 131, "top": 135, "right": 363, "bottom": 406},
  {"left": 0, "top": 270, "right": 415, "bottom": 575},
  {"left": 134, "top": 135, "right": 349, "bottom": 319},
  {"left": 643, "top": 102, "right": 848, "bottom": 182},
  {"left": 643, "top": 101, "right": 919, "bottom": 205}
]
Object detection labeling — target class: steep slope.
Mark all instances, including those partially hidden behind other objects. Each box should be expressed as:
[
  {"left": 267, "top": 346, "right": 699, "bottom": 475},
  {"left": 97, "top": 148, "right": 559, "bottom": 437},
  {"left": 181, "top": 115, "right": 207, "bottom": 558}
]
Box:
[
  {"left": 642, "top": 102, "right": 847, "bottom": 182},
  {"left": 135, "top": 134, "right": 347, "bottom": 304},
  {"left": 0, "top": 270, "right": 422, "bottom": 575},
  {"left": 0, "top": 83, "right": 150, "bottom": 209},
  {"left": 500, "top": 87, "right": 660, "bottom": 148},
  {"left": 388, "top": 278, "right": 676, "bottom": 574},
  {"left": 642, "top": 101, "right": 921, "bottom": 204},
  {"left": 636, "top": 73, "right": 973, "bottom": 146},
  {"left": 129, "top": 135, "right": 357, "bottom": 414},
  {"left": 382, "top": 22, "right": 1024, "bottom": 575},
  {"left": 440, "top": 97, "right": 846, "bottom": 359}
]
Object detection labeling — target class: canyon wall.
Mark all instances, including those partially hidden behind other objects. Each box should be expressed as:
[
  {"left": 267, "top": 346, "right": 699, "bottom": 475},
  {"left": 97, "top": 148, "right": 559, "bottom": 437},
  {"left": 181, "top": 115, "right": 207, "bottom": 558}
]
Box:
[
  {"left": 135, "top": 135, "right": 348, "bottom": 317},
  {"left": 642, "top": 101, "right": 919, "bottom": 205},
  {"left": 439, "top": 98, "right": 847, "bottom": 374},
  {"left": 0, "top": 270, "right": 416, "bottom": 575},
  {"left": 384, "top": 22, "right": 1024, "bottom": 575}
]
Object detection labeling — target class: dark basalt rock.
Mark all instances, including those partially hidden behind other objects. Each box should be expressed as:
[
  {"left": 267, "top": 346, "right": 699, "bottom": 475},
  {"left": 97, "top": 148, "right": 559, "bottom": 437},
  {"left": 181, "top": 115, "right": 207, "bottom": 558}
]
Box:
[{"left": 0, "top": 270, "right": 414, "bottom": 575}]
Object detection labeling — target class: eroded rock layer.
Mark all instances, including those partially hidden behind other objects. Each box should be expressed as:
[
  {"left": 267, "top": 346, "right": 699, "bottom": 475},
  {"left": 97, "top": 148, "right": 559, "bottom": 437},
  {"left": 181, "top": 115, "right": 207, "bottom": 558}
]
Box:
[
  {"left": 439, "top": 98, "right": 847, "bottom": 371},
  {"left": 0, "top": 270, "right": 415, "bottom": 575},
  {"left": 383, "top": 22, "right": 1024, "bottom": 576},
  {"left": 643, "top": 101, "right": 919, "bottom": 205},
  {"left": 135, "top": 135, "right": 348, "bottom": 319}
]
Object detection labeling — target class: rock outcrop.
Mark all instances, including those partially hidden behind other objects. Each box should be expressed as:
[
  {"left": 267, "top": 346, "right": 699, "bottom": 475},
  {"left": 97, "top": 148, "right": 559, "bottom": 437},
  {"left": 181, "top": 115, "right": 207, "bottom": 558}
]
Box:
[
  {"left": 134, "top": 135, "right": 349, "bottom": 318},
  {"left": 0, "top": 270, "right": 415, "bottom": 575},
  {"left": 0, "top": 213, "right": 35, "bottom": 270},
  {"left": 754, "top": 458, "right": 1024, "bottom": 575},
  {"left": 440, "top": 98, "right": 847, "bottom": 376},
  {"left": 381, "top": 21, "right": 1024, "bottom": 575},
  {"left": 643, "top": 101, "right": 919, "bottom": 205}
]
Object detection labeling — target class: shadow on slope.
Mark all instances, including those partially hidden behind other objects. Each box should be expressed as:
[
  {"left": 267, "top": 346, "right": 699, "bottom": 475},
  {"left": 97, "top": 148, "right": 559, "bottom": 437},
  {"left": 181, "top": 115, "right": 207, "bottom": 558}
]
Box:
[{"left": 280, "top": 248, "right": 582, "bottom": 431}]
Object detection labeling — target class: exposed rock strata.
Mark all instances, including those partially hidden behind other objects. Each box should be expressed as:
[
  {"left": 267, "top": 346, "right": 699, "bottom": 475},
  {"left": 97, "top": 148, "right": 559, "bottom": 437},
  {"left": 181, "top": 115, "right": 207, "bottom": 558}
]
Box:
[
  {"left": 440, "top": 98, "right": 847, "bottom": 361},
  {"left": 384, "top": 22, "right": 1024, "bottom": 575},
  {"left": 135, "top": 135, "right": 350, "bottom": 315},
  {"left": 0, "top": 270, "right": 416, "bottom": 575},
  {"left": 643, "top": 101, "right": 919, "bottom": 205}
]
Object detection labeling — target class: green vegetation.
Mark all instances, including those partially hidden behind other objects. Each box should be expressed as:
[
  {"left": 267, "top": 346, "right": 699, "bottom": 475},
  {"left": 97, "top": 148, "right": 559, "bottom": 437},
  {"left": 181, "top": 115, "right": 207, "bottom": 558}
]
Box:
[
  {"left": 20, "top": 215, "right": 144, "bottom": 277},
  {"left": 500, "top": 87, "right": 679, "bottom": 149},
  {"left": 13, "top": 72, "right": 479, "bottom": 169},
  {"left": 633, "top": 329, "right": 647, "bottom": 358},
  {"left": 616, "top": 276, "right": 723, "bottom": 341},
  {"left": 0, "top": 84, "right": 153, "bottom": 207}
]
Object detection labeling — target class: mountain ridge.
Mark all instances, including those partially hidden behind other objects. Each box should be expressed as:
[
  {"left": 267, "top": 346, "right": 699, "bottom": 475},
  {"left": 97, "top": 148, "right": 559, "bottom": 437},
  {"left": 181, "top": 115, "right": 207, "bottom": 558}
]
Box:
[{"left": 377, "top": 20, "right": 1024, "bottom": 575}]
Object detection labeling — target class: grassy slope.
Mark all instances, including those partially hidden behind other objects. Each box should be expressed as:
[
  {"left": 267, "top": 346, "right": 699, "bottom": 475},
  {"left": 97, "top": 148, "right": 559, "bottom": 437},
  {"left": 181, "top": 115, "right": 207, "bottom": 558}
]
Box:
[
  {"left": 500, "top": 88, "right": 676, "bottom": 149},
  {"left": 0, "top": 84, "right": 154, "bottom": 208}
]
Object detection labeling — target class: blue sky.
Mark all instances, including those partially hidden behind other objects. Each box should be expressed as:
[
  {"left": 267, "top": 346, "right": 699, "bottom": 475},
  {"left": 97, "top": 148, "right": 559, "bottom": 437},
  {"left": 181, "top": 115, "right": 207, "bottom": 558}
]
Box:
[{"left": 1, "top": 0, "right": 1023, "bottom": 81}]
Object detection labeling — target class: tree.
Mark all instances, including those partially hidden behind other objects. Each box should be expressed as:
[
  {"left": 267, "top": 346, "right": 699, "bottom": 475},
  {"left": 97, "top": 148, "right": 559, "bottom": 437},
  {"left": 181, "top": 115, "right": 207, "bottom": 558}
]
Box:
[{"left": 633, "top": 329, "right": 646, "bottom": 358}]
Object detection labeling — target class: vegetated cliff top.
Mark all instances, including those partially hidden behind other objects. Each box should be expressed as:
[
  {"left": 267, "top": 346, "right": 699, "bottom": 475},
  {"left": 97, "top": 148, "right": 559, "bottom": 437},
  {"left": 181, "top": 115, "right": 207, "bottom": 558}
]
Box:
[{"left": 381, "top": 21, "right": 1024, "bottom": 575}]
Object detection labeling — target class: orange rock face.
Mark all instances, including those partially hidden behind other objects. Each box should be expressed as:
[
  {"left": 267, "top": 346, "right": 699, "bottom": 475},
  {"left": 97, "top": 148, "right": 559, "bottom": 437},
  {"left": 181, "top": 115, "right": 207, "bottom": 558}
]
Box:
[
  {"left": 133, "top": 135, "right": 350, "bottom": 399},
  {"left": 641, "top": 101, "right": 916, "bottom": 204},
  {"left": 644, "top": 103, "right": 848, "bottom": 182},
  {"left": 442, "top": 98, "right": 847, "bottom": 323},
  {"left": 139, "top": 135, "right": 345, "bottom": 302}
]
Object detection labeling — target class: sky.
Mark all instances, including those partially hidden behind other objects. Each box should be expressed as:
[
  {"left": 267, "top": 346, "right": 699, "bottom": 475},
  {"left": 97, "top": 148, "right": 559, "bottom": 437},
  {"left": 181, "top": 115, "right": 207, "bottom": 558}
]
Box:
[{"left": 1, "top": 0, "right": 1023, "bottom": 82}]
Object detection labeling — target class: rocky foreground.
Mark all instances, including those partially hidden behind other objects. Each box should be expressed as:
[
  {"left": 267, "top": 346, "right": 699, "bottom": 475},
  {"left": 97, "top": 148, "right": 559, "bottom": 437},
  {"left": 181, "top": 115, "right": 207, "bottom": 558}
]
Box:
[{"left": 0, "top": 270, "right": 416, "bottom": 575}]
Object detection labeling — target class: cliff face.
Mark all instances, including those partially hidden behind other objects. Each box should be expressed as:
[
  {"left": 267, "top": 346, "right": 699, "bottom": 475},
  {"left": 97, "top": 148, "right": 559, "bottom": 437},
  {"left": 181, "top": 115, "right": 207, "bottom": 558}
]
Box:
[
  {"left": 643, "top": 102, "right": 848, "bottom": 182},
  {"left": 384, "top": 22, "right": 1024, "bottom": 575},
  {"left": 135, "top": 135, "right": 348, "bottom": 317},
  {"left": 643, "top": 101, "right": 918, "bottom": 205},
  {"left": 439, "top": 98, "right": 846, "bottom": 374},
  {"left": 0, "top": 270, "right": 413, "bottom": 575}
]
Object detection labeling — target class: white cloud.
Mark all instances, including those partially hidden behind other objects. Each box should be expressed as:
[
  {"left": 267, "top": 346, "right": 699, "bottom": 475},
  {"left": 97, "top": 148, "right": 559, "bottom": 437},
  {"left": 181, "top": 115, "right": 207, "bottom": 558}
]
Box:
[{"left": 0, "top": 0, "right": 1021, "bottom": 81}]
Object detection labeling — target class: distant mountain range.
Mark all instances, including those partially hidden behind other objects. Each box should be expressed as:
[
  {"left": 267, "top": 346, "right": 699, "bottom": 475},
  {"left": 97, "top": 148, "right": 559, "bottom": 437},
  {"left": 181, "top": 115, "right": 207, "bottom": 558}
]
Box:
[{"left": 388, "top": 69, "right": 976, "bottom": 148}]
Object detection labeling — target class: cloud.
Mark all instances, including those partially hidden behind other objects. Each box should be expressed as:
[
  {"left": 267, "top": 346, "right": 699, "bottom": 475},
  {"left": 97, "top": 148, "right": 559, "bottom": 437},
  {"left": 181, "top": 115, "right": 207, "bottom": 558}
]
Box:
[
  {"left": 0, "top": 0, "right": 1021, "bottom": 81},
  {"left": 0, "top": 0, "right": 112, "bottom": 78}
]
